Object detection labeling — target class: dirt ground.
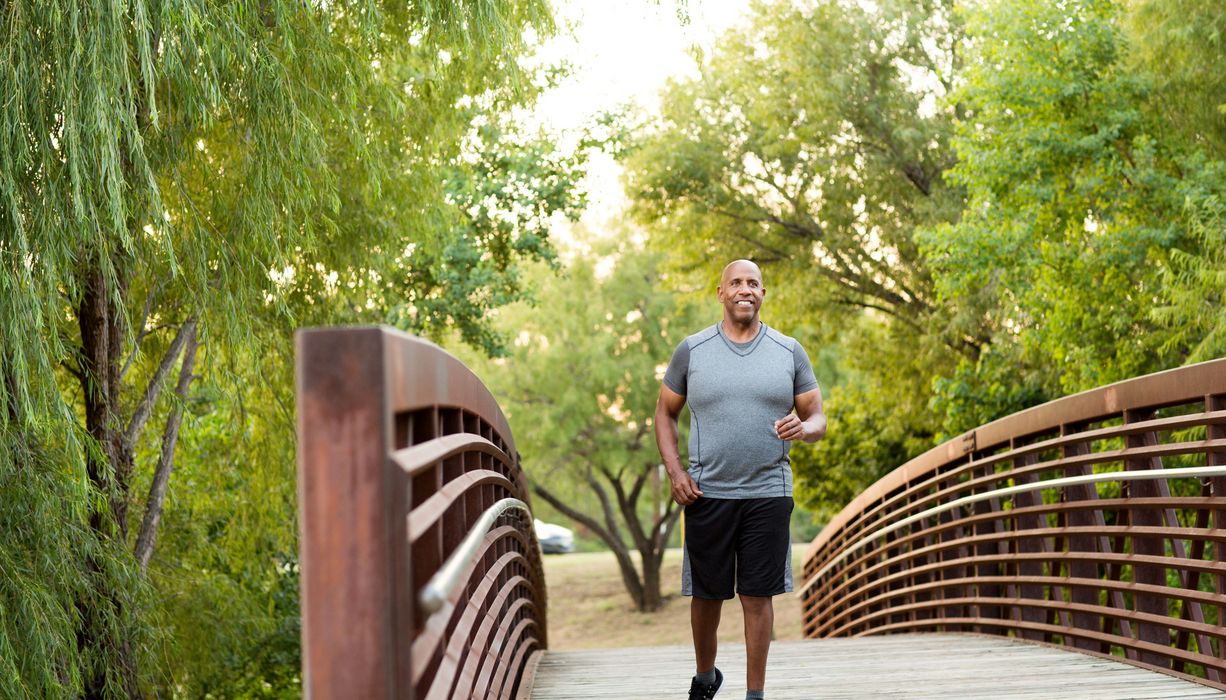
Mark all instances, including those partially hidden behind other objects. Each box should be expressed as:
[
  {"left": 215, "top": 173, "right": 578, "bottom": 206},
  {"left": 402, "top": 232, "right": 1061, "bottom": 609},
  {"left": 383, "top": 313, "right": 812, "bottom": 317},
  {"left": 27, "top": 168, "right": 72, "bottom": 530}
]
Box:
[{"left": 540, "top": 545, "right": 808, "bottom": 650}]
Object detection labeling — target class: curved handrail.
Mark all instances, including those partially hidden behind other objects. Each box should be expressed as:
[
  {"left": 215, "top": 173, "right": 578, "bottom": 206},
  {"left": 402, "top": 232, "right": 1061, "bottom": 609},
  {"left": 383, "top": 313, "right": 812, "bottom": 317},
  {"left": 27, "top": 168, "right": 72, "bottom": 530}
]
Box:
[
  {"left": 803, "top": 463, "right": 1226, "bottom": 591},
  {"left": 296, "top": 326, "right": 547, "bottom": 699},
  {"left": 419, "top": 498, "right": 530, "bottom": 613},
  {"left": 801, "top": 357, "right": 1226, "bottom": 690}
]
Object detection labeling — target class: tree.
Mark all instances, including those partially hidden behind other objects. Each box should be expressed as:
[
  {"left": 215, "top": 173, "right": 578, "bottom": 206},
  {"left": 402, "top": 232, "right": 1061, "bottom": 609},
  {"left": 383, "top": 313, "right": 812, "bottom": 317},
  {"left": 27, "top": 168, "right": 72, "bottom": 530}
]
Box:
[
  {"left": 624, "top": 0, "right": 968, "bottom": 347},
  {"left": 918, "top": 0, "right": 1226, "bottom": 433},
  {"left": 1126, "top": 0, "right": 1226, "bottom": 361},
  {"left": 0, "top": 0, "right": 576, "bottom": 695},
  {"left": 621, "top": 0, "right": 971, "bottom": 514},
  {"left": 466, "top": 243, "right": 700, "bottom": 612}
]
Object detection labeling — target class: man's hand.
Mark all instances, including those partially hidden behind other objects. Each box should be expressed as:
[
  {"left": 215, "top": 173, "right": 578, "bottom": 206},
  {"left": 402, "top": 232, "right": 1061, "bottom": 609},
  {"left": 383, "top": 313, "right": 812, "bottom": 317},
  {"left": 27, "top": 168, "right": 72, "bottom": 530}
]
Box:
[
  {"left": 668, "top": 469, "right": 703, "bottom": 506},
  {"left": 774, "top": 414, "right": 806, "bottom": 441},
  {"left": 656, "top": 384, "right": 699, "bottom": 505},
  {"left": 777, "top": 388, "right": 827, "bottom": 443}
]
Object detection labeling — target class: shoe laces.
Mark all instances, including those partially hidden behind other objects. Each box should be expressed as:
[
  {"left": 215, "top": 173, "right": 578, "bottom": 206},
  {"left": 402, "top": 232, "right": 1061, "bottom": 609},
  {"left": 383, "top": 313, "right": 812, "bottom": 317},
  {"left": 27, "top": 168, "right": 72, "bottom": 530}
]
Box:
[{"left": 688, "top": 676, "right": 718, "bottom": 700}]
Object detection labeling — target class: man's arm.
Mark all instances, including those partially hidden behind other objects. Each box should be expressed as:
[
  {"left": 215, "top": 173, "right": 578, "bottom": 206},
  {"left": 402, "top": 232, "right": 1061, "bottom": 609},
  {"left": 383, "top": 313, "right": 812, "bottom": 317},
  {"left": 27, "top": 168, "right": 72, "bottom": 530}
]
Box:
[
  {"left": 654, "top": 384, "right": 702, "bottom": 505},
  {"left": 774, "top": 387, "right": 827, "bottom": 443}
]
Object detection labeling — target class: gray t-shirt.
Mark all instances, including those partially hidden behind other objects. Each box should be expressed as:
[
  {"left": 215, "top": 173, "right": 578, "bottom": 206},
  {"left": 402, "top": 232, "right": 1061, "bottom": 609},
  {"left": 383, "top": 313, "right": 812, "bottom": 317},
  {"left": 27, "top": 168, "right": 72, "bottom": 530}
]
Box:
[{"left": 663, "top": 322, "right": 819, "bottom": 499}]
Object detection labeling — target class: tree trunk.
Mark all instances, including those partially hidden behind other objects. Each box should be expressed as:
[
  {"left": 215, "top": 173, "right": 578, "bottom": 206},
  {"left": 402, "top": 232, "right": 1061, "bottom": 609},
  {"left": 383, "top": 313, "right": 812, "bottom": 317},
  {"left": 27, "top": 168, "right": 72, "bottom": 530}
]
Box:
[
  {"left": 640, "top": 551, "right": 662, "bottom": 611},
  {"left": 76, "top": 263, "right": 142, "bottom": 699},
  {"left": 533, "top": 482, "right": 650, "bottom": 610},
  {"left": 535, "top": 466, "right": 682, "bottom": 613}
]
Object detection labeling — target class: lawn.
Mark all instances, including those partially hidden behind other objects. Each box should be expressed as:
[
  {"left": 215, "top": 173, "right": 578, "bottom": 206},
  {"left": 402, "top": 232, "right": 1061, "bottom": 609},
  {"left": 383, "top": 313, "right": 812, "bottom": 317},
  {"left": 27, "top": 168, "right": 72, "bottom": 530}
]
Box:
[{"left": 541, "top": 545, "right": 810, "bottom": 650}]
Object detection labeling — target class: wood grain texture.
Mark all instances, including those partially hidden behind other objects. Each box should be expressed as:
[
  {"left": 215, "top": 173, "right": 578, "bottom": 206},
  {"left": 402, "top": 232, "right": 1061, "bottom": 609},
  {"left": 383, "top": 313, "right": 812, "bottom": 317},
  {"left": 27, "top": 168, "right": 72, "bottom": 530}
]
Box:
[{"left": 526, "top": 634, "right": 1225, "bottom": 699}]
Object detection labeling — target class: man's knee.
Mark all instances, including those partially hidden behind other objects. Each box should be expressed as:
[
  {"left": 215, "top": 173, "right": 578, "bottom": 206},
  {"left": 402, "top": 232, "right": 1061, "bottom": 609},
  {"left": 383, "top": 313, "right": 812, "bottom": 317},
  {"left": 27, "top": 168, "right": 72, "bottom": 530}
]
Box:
[
  {"left": 738, "top": 593, "right": 773, "bottom": 614},
  {"left": 692, "top": 596, "right": 724, "bottom": 616}
]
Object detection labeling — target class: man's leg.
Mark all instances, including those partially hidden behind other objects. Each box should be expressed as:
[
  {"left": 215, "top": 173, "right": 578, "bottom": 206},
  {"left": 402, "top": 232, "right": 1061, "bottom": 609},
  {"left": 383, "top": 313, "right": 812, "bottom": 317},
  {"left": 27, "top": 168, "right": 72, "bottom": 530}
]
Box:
[
  {"left": 683, "top": 497, "right": 736, "bottom": 679},
  {"left": 691, "top": 596, "right": 724, "bottom": 673},
  {"left": 733, "top": 497, "right": 793, "bottom": 696},
  {"left": 739, "top": 594, "right": 773, "bottom": 691}
]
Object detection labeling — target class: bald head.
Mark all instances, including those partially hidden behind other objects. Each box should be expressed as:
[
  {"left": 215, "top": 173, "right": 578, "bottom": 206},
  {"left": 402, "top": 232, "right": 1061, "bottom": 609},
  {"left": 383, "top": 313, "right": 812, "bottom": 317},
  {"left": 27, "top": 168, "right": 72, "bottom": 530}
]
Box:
[{"left": 721, "top": 259, "right": 763, "bottom": 286}]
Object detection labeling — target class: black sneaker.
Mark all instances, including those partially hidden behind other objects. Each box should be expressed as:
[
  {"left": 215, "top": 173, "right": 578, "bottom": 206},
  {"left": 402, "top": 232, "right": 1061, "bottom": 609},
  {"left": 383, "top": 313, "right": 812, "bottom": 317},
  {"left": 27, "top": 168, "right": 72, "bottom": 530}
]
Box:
[{"left": 688, "top": 667, "right": 723, "bottom": 700}]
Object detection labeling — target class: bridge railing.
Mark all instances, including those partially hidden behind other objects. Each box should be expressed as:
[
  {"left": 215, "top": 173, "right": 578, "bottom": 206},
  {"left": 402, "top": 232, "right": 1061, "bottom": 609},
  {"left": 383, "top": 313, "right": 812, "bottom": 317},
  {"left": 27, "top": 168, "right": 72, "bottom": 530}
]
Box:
[
  {"left": 296, "top": 327, "right": 547, "bottom": 699},
  {"left": 800, "top": 358, "right": 1226, "bottom": 689}
]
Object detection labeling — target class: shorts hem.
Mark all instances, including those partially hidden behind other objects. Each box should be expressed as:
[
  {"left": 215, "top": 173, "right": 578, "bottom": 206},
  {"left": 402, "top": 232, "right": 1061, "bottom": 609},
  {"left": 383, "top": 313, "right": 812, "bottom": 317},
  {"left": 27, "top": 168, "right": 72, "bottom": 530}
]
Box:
[
  {"left": 736, "top": 587, "right": 789, "bottom": 597},
  {"left": 685, "top": 591, "right": 736, "bottom": 600}
]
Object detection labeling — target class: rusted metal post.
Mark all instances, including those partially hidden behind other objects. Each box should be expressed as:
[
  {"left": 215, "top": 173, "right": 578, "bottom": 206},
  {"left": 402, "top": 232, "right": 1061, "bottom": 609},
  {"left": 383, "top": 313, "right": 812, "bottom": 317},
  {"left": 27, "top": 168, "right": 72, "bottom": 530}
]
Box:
[
  {"left": 297, "top": 327, "right": 547, "bottom": 700},
  {"left": 297, "top": 328, "right": 414, "bottom": 699}
]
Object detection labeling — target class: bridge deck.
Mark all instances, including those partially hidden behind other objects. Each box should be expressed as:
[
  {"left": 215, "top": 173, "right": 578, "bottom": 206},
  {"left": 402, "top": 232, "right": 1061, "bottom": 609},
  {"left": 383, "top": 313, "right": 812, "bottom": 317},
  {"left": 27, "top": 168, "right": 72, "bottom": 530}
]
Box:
[{"left": 526, "top": 633, "right": 1223, "bottom": 699}]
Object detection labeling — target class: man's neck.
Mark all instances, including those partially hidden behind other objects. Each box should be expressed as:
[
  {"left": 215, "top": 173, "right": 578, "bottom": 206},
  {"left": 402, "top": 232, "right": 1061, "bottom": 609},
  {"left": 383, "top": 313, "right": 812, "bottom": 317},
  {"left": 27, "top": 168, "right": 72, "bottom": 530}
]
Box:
[{"left": 721, "top": 318, "right": 762, "bottom": 343}]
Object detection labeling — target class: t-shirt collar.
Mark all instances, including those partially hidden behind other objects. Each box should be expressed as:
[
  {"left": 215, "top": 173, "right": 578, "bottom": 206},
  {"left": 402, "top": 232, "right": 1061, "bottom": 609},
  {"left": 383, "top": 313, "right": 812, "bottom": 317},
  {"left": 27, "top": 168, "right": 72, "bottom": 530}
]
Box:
[{"left": 716, "top": 321, "right": 767, "bottom": 356}]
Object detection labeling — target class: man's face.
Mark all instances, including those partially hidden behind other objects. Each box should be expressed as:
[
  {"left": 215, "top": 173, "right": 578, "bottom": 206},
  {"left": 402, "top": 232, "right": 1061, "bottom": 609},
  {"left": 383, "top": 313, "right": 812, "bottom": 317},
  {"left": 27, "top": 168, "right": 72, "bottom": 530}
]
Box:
[{"left": 717, "top": 261, "right": 765, "bottom": 323}]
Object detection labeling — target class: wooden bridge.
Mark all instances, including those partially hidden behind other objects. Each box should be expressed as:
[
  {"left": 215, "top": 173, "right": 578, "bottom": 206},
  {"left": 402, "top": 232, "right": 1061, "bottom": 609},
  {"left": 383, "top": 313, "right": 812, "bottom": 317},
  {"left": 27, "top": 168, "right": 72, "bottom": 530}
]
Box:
[{"left": 296, "top": 327, "right": 1226, "bottom": 699}]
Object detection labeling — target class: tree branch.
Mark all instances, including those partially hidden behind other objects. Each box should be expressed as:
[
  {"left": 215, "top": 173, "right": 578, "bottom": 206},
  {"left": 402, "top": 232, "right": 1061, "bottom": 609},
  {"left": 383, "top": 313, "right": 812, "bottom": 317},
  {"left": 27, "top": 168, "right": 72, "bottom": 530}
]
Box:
[
  {"left": 61, "top": 360, "right": 85, "bottom": 384},
  {"left": 654, "top": 502, "right": 682, "bottom": 571},
  {"left": 118, "top": 282, "right": 164, "bottom": 382},
  {"left": 830, "top": 294, "right": 929, "bottom": 335},
  {"left": 125, "top": 316, "right": 196, "bottom": 447},
  {"left": 134, "top": 324, "right": 198, "bottom": 572},
  {"left": 602, "top": 466, "right": 650, "bottom": 553},
  {"left": 587, "top": 469, "right": 627, "bottom": 547},
  {"left": 532, "top": 482, "right": 618, "bottom": 546}
]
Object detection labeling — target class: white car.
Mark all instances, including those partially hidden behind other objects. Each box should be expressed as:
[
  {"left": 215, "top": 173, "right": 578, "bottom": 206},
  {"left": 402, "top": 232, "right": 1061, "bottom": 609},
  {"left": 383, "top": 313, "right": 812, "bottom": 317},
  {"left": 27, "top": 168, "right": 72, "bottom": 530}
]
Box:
[{"left": 534, "top": 519, "right": 575, "bottom": 554}]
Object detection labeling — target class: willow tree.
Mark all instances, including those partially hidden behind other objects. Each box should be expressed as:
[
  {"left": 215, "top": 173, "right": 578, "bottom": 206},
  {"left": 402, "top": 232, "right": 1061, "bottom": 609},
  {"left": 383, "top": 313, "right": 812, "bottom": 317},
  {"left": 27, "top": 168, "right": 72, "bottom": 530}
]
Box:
[{"left": 0, "top": 0, "right": 575, "bottom": 696}]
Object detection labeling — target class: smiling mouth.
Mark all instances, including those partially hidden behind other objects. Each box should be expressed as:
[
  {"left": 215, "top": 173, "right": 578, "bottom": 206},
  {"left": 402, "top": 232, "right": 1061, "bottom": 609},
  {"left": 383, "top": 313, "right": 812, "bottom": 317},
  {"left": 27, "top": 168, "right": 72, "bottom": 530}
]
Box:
[{"left": 736, "top": 300, "right": 753, "bottom": 307}]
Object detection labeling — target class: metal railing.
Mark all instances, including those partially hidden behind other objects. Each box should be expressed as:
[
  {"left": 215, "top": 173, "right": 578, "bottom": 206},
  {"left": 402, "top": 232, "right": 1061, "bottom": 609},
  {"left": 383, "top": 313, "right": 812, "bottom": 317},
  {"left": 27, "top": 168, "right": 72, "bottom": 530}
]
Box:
[
  {"left": 800, "top": 358, "right": 1226, "bottom": 690},
  {"left": 296, "top": 327, "right": 547, "bottom": 699}
]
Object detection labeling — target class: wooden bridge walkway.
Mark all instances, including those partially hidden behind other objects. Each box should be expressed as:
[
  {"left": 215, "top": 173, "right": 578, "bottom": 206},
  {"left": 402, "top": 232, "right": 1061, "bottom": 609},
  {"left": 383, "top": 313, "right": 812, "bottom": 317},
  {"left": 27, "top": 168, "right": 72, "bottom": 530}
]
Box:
[
  {"left": 295, "top": 332, "right": 1226, "bottom": 699},
  {"left": 525, "top": 634, "right": 1224, "bottom": 699}
]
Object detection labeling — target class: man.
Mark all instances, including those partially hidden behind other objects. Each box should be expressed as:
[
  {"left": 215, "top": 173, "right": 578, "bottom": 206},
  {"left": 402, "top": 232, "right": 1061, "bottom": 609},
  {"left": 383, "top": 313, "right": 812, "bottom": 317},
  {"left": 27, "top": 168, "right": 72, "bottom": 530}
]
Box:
[{"left": 655, "top": 259, "right": 826, "bottom": 700}]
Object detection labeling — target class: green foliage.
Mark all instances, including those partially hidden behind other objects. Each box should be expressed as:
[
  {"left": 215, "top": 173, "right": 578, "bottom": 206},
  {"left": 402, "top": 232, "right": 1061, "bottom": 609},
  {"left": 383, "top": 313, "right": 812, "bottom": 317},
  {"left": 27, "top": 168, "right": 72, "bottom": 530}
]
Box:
[
  {"left": 459, "top": 240, "right": 701, "bottom": 610},
  {"left": 923, "top": 0, "right": 1178, "bottom": 394},
  {"left": 134, "top": 341, "right": 302, "bottom": 697},
  {"left": 623, "top": 0, "right": 973, "bottom": 515},
  {"left": 624, "top": 0, "right": 963, "bottom": 331},
  {"left": 791, "top": 315, "right": 943, "bottom": 516},
  {"left": 490, "top": 247, "right": 697, "bottom": 474},
  {"left": 920, "top": 0, "right": 1226, "bottom": 414},
  {"left": 1, "top": 0, "right": 578, "bottom": 695},
  {"left": 630, "top": 0, "right": 1226, "bottom": 519},
  {"left": 1125, "top": 0, "right": 1226, "bottom": 158},
  {"left": 1156, "top": 189, "right": 1226, "bottom": 360}
]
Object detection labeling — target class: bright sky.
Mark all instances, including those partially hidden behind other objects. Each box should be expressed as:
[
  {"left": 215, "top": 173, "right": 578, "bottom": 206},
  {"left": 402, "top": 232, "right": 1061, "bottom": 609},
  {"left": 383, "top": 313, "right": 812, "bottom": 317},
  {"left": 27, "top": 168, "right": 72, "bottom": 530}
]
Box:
[{"left": 524, "top": 0, "right": 749, "bottom": 242}]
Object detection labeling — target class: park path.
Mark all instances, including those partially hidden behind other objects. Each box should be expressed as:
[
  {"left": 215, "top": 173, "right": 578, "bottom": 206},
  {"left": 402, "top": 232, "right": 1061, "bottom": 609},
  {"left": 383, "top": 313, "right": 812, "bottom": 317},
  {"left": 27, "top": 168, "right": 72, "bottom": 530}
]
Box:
[{"left": 525, "top": 633, "right": 1224, "bottom": 699}]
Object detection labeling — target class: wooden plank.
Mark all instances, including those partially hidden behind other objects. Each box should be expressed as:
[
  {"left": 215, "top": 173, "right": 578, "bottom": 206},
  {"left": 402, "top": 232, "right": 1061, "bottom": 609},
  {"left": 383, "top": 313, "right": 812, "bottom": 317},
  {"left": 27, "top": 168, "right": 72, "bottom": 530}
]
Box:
[{"left": 527, "top": 634, "right": 1225, "bottom": 699}]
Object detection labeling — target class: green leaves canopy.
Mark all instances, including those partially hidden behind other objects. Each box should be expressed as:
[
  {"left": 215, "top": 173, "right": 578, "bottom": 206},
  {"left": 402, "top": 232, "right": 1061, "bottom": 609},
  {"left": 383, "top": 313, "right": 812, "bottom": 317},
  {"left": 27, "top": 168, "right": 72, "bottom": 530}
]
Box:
[
  {"left": 0, "top": 0, "right": 579, "bottom": 695},
  {"left": 627, "top": 0, "right": 1226, "bottom": 516}
]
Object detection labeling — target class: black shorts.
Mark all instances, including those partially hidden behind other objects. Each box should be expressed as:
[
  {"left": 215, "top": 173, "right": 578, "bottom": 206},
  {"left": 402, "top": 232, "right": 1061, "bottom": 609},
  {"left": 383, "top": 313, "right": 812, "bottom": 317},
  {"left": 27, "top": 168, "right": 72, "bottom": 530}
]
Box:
[{"left": 682, "top": 496, "right": 794, "bottom": 599}]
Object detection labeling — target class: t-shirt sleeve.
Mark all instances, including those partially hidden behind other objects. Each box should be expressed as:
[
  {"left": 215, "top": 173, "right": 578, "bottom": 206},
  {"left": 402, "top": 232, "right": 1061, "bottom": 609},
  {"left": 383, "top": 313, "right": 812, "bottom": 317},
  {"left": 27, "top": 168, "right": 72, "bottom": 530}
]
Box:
[
  {"left": 662, "top": 339, "right": 690, "bottom": 395},
  {"left": 793, "top": 342, "right": 819, "bottom": 395}
]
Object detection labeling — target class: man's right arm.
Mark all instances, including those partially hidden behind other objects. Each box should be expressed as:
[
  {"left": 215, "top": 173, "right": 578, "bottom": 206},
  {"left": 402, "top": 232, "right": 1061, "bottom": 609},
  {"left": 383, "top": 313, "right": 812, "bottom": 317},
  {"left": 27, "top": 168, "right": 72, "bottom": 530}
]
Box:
[{"left": 655, "top": 384, "right": 702, "bottom": 505}]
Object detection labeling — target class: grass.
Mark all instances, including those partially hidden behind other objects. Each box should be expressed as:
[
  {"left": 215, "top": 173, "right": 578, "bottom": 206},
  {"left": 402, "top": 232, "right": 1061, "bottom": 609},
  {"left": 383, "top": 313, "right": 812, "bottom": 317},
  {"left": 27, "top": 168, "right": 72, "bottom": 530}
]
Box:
[{"left": 541, "top": 545, "right": 809, "bottom": 650}]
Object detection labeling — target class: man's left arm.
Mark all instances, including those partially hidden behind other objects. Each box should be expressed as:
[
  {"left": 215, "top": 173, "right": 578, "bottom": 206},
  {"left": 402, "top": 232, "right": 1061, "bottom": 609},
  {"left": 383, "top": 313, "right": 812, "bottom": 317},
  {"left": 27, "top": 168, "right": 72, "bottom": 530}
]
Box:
[{"left": 774, "top": 387, "right": 826, "bottom": 443}]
